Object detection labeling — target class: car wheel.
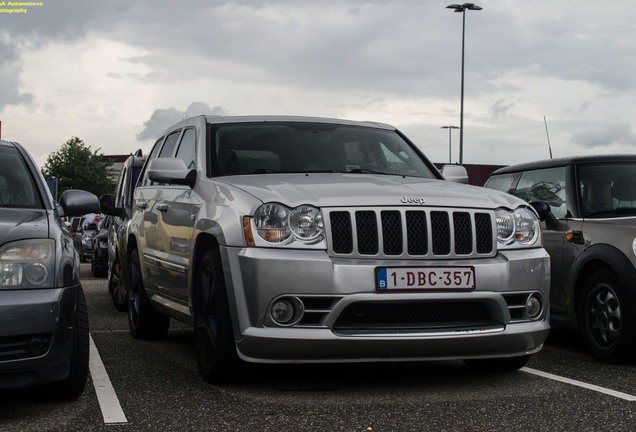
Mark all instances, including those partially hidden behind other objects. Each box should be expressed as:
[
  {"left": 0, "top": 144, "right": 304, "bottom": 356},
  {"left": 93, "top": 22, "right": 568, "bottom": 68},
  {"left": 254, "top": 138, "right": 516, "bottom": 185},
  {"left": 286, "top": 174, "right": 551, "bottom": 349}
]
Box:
[
  {"left": 128, "top": 248, "right": 170, "bottom": 339},
  {"left": 109, "top": 258, "right": 127, "bottom": 312},
  {"left": 579, "top": 270, "right": 636, "bottom": 363},
  {"left": 39, "top": 287, "right": 89, "bottom": 400},
  {"left": 194, "top": 250, "right": 240, "bottom": 383},
  {"left": 464, "top": 355, "right": 531, "bottom": 372}
]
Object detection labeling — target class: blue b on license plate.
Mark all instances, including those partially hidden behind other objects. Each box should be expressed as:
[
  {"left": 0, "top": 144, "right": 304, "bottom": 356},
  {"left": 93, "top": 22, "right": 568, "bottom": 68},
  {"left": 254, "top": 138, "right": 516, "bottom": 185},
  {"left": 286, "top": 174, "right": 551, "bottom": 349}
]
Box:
[{"left": 376, "top": 266, "right": 475, "bottom": 290}]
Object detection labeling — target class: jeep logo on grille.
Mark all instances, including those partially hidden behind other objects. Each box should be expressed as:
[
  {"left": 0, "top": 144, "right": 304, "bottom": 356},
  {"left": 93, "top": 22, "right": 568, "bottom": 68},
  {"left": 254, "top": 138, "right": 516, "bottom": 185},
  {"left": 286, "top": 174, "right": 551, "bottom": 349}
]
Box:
[{"left": 401, "top": 196, "right": 426, "bottom": 205}]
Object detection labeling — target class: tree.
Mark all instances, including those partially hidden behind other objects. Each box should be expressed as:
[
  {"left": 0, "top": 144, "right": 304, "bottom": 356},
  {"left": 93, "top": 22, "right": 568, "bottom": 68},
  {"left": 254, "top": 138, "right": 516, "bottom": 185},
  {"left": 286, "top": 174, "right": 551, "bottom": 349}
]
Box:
[{"left": 42, "top": 137, "right": 114, "bottom": 198}]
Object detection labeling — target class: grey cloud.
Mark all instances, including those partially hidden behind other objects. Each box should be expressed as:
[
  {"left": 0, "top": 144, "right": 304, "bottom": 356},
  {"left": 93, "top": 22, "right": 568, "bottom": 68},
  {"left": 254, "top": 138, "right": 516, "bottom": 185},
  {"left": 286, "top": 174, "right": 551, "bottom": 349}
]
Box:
[
  {"left": 137, "top": 103, "right": 228, "bottom": 140},
  {"left": 570, "top": 119, "right": 636, "bottom": 149}
]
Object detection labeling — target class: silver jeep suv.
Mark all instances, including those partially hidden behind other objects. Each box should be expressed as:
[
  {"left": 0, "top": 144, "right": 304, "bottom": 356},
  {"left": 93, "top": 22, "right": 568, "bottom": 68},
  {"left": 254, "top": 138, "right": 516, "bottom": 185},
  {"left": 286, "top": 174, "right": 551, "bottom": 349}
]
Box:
[
  {"left": 123, "top": 115, "right": 550, "bottom": 382},
  {"left": 485, "top": 155, "right": 636, "bottom": 363}
]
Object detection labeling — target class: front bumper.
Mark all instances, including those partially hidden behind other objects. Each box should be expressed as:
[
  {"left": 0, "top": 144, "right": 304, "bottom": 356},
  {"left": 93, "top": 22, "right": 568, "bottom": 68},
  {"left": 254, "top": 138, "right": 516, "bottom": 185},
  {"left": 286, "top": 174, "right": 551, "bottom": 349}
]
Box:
[
  {"left": 0, "top": 285, "right": 79, "bottom": 389},
  {"left": 221, "top": 246, "right": 551, "bottom": 363}
]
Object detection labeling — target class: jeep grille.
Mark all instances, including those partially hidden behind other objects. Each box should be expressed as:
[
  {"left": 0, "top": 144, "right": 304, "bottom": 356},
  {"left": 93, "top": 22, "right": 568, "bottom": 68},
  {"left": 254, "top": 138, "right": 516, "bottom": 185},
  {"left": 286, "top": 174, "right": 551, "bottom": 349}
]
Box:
[{"left": 325, "top": 208, "right": 494, "bottom": 259}]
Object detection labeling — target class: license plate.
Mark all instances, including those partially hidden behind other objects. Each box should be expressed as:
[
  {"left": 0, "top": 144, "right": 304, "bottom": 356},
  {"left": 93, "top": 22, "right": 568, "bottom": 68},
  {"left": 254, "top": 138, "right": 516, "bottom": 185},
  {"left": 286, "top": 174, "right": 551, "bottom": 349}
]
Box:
[{"left": 376, "top": 266, "right": 475, "bottom": 290}]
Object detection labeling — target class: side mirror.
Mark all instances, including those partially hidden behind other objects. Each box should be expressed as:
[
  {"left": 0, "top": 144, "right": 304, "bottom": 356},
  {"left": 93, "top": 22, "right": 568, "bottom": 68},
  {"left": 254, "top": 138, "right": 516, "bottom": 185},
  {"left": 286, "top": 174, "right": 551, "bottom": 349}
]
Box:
[
  {"left": 58, "top": 189, "right": 100, "bottom": 217},
  {"left": 148, "top": 158, "right": 195, "bottom": 187},
  {"left": 441, "top": 164, "right": 469, "bottom": 184},
  {"left": 100, "top": 194, "right": 126, "bottom": 218},
  {"left": 530, "top": 201, "right": 559, "bottom": 230}
]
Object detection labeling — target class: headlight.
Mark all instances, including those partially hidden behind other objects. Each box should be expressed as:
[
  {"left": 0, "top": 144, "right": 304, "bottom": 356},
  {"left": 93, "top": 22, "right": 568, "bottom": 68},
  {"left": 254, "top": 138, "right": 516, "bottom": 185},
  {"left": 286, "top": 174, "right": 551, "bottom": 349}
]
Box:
[
  {"left": 495, "top": 207, "right": 541, "bottom": 247},
  {"left": 0, "top": 239, "right": 55, "bottom": 289},
  {"left": 248, "top": 203, "right": 325, "bottom": 248},
  {"left": 289, "top": 206, "right": 323, "bottom": 242},
  {"left": 254, "top": 203, "right": 291, "bottom": 244}
]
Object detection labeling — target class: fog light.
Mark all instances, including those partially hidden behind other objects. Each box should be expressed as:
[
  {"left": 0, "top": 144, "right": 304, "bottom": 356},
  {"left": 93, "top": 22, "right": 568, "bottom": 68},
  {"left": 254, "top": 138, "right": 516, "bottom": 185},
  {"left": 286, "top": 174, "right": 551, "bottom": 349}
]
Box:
[
  {"left": 271, "top": 299, "right": 295, "bottom": 324},
  {"left": 526, "top": 294, "right": 542, "bottom": 320}
]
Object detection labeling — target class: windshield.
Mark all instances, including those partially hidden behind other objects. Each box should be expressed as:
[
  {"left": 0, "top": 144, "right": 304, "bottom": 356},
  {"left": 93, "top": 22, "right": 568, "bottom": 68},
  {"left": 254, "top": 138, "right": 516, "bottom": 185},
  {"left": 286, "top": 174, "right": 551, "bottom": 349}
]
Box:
[
  {"left": 578, "top": 163, "right": 636, "bottom": 218},
  {"left": 0, "top": 146, "right": 43, "bottom": 209},
  {"left": 211, "top": 123, "right": 436, "bottom": 178}
]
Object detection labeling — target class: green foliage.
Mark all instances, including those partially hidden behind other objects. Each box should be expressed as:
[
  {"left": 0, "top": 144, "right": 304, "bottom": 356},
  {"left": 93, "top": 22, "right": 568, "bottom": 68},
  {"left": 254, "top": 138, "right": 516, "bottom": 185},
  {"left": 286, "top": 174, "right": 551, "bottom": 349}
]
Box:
[{"left": 42, "top": 137, "right": 115, "bottom": 198}]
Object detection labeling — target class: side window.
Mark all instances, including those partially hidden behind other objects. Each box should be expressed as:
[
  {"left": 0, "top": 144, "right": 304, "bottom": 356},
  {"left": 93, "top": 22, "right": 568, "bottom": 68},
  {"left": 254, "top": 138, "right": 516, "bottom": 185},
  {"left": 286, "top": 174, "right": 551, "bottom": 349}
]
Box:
[
  {"left": 140, "top": 138, "right": 165, "bottom": 187},
  {"left": 114, "top": 166, "right": 127, "bottom": 208},
  {"left": 159, "top": 131, "right": 181, "bottom": 157},
  {"left": 175, "top": 128, "right": 196, "bottom": 169},
  {"left": 514, "top": 167, "right": 567, "bottom": 218}
]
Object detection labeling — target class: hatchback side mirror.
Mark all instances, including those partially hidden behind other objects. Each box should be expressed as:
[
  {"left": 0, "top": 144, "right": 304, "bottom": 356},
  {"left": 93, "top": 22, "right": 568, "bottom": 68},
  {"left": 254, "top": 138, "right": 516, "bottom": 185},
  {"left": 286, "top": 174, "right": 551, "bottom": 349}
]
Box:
[{"left": 530, "top": 201, "right": 559, "bottom": 230}]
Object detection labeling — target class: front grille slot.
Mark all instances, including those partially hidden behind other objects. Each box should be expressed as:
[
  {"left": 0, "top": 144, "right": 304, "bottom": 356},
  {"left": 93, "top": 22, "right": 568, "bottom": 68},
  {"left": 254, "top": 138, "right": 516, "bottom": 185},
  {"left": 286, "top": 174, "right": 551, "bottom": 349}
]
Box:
[{"left": 327, "top": 207, "right": 494, "bottom": 259}]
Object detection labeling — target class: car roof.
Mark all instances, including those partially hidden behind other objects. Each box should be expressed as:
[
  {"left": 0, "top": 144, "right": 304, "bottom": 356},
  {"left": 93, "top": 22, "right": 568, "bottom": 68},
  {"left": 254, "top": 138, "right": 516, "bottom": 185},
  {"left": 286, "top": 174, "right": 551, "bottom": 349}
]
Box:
[
  {"left": 203, "top": 115, "right": 395, "bottom": 130},
  {"left": 491, "top": 154, "right": 636, "bottom": 175}
]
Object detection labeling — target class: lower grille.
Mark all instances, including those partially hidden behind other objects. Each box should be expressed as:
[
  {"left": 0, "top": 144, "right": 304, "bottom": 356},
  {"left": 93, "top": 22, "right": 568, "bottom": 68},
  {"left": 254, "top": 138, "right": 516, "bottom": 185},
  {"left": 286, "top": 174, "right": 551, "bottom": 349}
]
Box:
[
  {"left": 333, "top": 301, "right": 494, "bottom": 332},
  {"left": 0, "top": 334, "right": 51, "bottom": 361}
]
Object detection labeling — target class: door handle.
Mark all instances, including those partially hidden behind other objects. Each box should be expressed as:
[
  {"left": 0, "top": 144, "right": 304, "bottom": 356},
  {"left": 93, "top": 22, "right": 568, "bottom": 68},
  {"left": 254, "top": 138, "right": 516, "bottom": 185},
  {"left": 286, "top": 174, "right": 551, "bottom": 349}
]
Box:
[{"left": 156, "top": 203, "right": 169, "bottom": 212}]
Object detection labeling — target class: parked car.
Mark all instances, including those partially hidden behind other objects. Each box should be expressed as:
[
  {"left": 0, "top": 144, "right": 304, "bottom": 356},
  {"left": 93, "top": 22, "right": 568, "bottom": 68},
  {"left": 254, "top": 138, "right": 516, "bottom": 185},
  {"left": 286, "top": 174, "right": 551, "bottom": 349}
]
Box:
[
  {"left": 485, "top": 155, "right": 636, "bottom": 363},
  {"left": 91, "top": 215, "right": 111, "bottom": 278},
  {"left": 100, "top": 152, "right": 146, "bottom": 311},
  {"left": 69, "top": 216, "right": 82, "bottom": 238},
  {"left": 73, "top": 215, "right": 99, "bottom": 263},
  {"left": 0, "top": 139, "right": 99, "bottom": 399},
  {"left": 115, "top": 115, "right": 550, "bottom": 383}
]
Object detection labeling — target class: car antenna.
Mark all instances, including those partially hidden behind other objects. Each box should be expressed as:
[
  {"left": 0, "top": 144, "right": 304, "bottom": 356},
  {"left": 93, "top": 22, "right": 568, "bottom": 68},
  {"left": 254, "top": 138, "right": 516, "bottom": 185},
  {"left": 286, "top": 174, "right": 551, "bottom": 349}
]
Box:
[{"left": 543, "top": 115, "right": 553, "bottom": 159}]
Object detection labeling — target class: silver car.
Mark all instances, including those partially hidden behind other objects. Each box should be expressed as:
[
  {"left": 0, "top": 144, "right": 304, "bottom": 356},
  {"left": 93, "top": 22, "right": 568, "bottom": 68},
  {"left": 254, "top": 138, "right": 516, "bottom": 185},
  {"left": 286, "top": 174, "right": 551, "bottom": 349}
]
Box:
[
  {"left": 121, "top": 115, "right": 550, "bottom": 383},
  {"left": 486, "top": 155, "right": 636, "bottom": 363}
]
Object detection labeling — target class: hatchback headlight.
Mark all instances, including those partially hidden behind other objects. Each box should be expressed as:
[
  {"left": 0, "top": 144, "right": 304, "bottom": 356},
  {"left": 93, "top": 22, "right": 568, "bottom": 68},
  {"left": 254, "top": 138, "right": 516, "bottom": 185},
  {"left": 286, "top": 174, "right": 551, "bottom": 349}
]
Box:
[
  {"left": 0, "top": 239, "right": 55, "bottom": 289},
  {"left": 247, "top": 203, "right": 325, "bottom": 248},
  {"left": 495, "top": 207, "right": 541, "bottom": 248}
]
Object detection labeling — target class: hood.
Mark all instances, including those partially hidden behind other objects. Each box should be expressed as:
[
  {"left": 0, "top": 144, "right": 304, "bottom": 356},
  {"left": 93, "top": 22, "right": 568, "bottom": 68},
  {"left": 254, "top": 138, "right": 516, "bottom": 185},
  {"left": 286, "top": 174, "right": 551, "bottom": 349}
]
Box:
[
  {"left": 218, "top": 173, "right": 526, "bottom": 210},
  {"left": 0, "top": 209, "right": 49, "bottom": 245}
]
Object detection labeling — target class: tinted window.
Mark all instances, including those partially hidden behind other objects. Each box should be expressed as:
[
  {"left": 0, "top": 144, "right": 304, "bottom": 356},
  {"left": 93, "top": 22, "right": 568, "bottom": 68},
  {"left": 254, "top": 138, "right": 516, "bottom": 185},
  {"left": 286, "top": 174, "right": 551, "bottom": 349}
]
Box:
[
  {"left": 159, "top": 131, "right": 181, "bottom": 158},
  {"left": 578, "top": 163, "right": 636, "bottom": 217},
  {"left": 140, "top": 138, "right": 165, "bottom": 187},
  {"left": 175, "top": 128, "right": 196, "bottom": 169},
  {"left": 515, "top": 167, "right": 567, "bottom": 218},
  {"left": 211, "top": 123, "right": 435, "bottom": 178},
  {"left": 0, "top": 146, "right": 43, "bottom": 208}
]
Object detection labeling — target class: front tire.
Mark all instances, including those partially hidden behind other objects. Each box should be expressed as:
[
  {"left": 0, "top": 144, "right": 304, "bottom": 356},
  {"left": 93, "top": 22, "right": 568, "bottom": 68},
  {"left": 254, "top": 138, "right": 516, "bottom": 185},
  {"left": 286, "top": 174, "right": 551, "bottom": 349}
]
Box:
[
  {"left": 193, "top": 250, "right": 240, "bottom": 383},
  {"left": 109, "top": 257, "right": 127, "bottom": 312},
  {"left": 128, "top": 248, "right": 170, "bottom": 339},
  {"left": 579, "top": 270, "right": 636, "bottom": 363},
  {"left": 40, "top": 287, "right": 89, "bottom": 400}
]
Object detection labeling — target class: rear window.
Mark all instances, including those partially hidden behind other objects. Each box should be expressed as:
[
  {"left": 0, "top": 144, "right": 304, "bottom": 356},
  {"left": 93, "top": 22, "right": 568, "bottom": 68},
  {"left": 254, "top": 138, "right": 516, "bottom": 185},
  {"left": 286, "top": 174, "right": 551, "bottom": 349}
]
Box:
[{"left": 0, "top": 146, "right": 43, "bottom": 209}]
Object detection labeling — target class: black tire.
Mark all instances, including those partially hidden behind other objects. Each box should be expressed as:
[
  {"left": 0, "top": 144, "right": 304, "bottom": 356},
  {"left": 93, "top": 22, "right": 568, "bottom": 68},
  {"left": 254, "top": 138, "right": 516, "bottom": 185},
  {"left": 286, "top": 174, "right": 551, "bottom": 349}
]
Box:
[
  {"left": 128, "top": 248, "right": 170, "bottom": 339},
  {"left": 194, "top": 250, "right": 240, "bottom": 383},
  {"left": 40, "top": 287, "right": 90, "bottom": 400},
  {"left": 464, "top": 355, "right": 531, "bottom": 373},
  {"left": 109, "top": 258, "right": 127, "bottom": 312},
  {"left": 579, "top": 270, "right": 636, "bottom": 363}
]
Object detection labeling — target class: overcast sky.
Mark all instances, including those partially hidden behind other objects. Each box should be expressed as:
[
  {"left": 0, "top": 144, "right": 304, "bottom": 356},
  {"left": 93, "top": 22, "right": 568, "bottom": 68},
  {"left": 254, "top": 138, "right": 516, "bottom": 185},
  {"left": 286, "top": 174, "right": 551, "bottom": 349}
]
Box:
[{"left": 1, "top": 0, "right": 635, "bottom": 168}]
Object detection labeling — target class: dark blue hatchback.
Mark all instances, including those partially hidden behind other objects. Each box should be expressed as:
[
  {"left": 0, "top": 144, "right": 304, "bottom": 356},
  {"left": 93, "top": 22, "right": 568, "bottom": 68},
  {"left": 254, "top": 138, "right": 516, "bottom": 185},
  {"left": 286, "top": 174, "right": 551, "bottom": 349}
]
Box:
[{"left": 0, "top": 140, "right": 99, "bottom": 400}]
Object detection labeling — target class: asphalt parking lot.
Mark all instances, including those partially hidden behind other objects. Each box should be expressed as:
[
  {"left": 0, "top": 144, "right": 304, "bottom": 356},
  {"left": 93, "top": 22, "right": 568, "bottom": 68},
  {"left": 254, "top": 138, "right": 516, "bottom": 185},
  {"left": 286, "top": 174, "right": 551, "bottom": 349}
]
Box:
[{"left": 2, "top": 264, "right": 636, "bottom": 432}]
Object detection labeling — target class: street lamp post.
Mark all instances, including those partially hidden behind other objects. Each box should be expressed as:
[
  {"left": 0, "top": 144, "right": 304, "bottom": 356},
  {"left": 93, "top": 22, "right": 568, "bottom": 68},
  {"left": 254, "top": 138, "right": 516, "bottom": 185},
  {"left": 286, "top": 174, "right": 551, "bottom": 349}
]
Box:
[
  {"left": 446, "top": 3, "right": 482, "bottom": 165},
  {"left": 441, "top": 125, "right": 459, "bottom": 163}
]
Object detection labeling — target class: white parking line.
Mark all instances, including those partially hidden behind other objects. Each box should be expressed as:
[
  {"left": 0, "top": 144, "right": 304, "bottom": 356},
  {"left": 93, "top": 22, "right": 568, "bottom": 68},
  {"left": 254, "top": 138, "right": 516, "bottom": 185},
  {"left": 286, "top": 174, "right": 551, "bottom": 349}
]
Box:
[
  {"left": 521, "top": 367, "right": 636, "bottom": 402},
  {"left": 89, "top": 335, "right": 128, "bottom": 424}
]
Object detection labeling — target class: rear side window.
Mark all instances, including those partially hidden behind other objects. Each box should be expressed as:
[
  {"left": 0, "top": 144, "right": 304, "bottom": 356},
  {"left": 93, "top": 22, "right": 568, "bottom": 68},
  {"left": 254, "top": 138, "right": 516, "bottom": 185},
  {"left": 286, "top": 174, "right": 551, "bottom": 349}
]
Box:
[{"left": 0, "top": 146, "right": 43, "bottom": 209}]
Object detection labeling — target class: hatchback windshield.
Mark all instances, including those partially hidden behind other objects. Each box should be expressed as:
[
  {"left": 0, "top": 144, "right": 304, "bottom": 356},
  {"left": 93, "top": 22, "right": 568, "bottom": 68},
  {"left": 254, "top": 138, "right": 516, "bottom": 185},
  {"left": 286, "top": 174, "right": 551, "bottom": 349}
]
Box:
[
  {"left": 211, "top": 123, "right": 436, "bottom": 178},
  {"left": 0, "top": 146, "right": 43, "bottom": 209},
  {"left": 578, "top": 163, "right": 636, "bottom": 217}
]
